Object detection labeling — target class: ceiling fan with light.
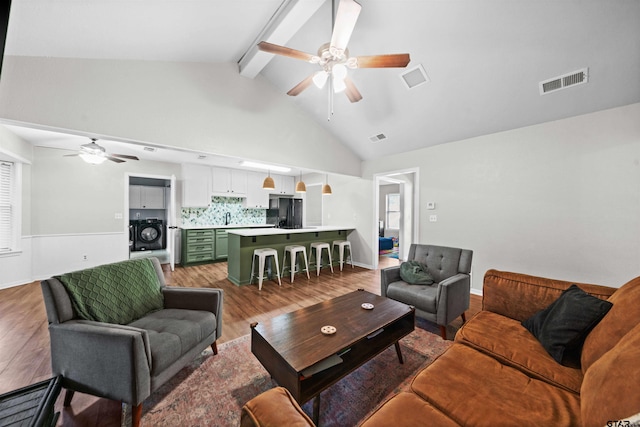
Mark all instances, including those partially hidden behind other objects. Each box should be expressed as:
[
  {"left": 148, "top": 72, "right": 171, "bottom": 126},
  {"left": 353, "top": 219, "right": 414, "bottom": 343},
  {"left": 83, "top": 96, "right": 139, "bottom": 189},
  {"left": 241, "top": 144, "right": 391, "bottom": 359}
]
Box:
[
  {"left": 258, "top": 0, "right": 410, "bottom": 115},
  {"left": 64, "top": 138, "right": 140, "bottom": 165}
]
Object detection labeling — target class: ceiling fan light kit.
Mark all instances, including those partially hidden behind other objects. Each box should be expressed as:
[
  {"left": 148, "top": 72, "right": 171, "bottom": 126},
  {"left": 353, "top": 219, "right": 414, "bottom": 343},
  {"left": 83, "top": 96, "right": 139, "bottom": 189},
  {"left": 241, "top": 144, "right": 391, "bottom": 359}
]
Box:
[{"left": 257, "top": 0, "right": 410, "bottom": 120}]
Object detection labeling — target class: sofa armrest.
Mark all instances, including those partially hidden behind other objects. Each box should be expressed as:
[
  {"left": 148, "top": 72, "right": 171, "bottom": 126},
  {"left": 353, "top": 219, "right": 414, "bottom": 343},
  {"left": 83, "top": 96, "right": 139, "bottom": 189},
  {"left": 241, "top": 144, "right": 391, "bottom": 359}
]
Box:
[
  {"left": 48, "top": 320, "right": 151, "bottom": 405},
  {"left": 381, "top": 266, "right": 401, "bottom": 297},
  {"left": 482, "top": 269, "right": 616, "bottom": 321},
  {"left": 436, "top": 273, "right": 470, "bottom": 326},
  {"left": 241, "top": 387, "right": 315, "bottom": 427},
  {"left": 163, "top": 287, "right": 224, "bottom": 338}
]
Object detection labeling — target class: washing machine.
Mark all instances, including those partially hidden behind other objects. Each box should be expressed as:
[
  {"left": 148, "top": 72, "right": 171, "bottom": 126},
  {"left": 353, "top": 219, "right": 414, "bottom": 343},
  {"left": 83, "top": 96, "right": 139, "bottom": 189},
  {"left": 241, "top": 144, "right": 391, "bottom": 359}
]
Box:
[{"left": 132, "top": 219, "right": 166, "bottom": 251}]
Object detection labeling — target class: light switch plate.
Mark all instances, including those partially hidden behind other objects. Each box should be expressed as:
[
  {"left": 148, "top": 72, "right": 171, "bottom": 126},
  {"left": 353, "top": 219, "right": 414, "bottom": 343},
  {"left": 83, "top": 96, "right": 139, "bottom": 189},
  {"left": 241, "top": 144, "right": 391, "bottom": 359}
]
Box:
[{"left": 427, "top": 202, "right": 436, "bottom": 210}]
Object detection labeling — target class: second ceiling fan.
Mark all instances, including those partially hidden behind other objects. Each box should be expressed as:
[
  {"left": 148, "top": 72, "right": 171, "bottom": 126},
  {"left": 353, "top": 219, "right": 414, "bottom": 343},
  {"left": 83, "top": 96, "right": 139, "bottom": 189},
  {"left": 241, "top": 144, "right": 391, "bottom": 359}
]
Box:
[{"left": 258, "top": 0, "right": 410, "bottom": 104}]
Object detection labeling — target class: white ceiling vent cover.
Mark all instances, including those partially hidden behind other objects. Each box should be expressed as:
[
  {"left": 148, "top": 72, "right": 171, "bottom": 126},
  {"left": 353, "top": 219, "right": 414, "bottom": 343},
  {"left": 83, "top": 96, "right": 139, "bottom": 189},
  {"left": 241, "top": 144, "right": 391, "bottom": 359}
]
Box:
[
  {"left": 539, "top": 68, "right": 588, "bottom": 95},
  {"left": 400, "top": 64, "right": 430, "bottom": 89},
  {"left": 369, "top": 133, "right": 387, "bottom": 143}
]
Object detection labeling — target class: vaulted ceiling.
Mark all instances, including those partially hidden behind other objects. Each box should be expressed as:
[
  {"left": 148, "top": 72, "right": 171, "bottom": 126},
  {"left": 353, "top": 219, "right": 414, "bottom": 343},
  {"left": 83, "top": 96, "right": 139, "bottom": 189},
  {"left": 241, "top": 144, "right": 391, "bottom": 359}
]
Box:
[{"left": 3, "top": 0, "right": 640, "bottom": 164}]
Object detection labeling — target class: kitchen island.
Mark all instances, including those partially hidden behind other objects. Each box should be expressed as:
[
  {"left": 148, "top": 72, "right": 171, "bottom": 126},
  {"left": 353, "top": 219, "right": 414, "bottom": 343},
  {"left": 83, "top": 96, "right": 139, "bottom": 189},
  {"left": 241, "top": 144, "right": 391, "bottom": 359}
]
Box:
[{"left": 226, "top": 226, "right": 354, "bottom": 286}]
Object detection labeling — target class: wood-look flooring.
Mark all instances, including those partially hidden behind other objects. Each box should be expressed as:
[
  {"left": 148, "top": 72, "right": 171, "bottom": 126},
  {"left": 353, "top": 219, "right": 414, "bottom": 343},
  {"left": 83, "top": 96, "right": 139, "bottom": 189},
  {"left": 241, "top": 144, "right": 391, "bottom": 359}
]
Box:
[{"left": 0, "top": 256, "right": 482, "bottom": 426}]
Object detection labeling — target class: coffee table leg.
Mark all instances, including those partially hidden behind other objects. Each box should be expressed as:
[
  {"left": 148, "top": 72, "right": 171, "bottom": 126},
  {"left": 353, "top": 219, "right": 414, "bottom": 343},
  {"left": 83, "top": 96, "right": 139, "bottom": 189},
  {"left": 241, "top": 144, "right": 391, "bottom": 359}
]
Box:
[
  {"left": 394, "top": 341, "right": 404, "bottom": 364},
  {"left": 313, "top": 394, "right": 320, "bottom": 425}
]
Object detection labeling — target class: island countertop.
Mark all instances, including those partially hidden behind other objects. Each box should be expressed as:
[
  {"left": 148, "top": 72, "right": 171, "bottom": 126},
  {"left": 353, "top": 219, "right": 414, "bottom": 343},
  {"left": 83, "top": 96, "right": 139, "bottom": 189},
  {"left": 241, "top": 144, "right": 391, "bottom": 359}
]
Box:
[{"left": 227, "top": 225, "right": 354, "bottom": 237}]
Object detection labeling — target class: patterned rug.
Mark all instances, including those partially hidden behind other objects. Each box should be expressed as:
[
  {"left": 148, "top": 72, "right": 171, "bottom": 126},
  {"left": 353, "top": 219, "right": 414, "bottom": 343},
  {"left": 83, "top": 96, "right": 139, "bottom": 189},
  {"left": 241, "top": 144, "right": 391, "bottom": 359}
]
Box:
[{"left": 124, "top": 318, "right": 451, "bottom": 426}]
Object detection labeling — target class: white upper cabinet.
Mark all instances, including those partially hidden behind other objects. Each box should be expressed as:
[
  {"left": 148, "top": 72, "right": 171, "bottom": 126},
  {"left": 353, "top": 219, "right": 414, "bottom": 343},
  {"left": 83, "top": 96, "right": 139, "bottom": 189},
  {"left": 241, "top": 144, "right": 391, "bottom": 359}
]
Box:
[
  {"left": 245, "top": 172, "right": 270, "bottom": 208},
  {"left": 130, "top": 185, "right": 165, "bottom": 209},
  {"left": 212, "top": 167, "right": 247, "bottom": 196},
  {"left": 181, "top": 164, "right": 212, "bottom": 207},
  {"left": 270, "top": 174, "right": 295, "bottom": 196}
]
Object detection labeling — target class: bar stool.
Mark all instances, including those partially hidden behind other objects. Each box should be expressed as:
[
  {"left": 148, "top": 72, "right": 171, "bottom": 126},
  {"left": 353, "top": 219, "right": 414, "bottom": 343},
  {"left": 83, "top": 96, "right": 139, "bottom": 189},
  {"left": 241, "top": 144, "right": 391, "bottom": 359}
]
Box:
[
  {"left": 332, "top": 240, "right": 354, "bottom": 271},
  {"left": 309, "top": 242, "right": 333, "bottom": 276},
  {"left": 250, "top": 248, "right": 282, "bottom": 291},
  {"left": 281, "top": 245, "right": 310, "bottom": 282}
]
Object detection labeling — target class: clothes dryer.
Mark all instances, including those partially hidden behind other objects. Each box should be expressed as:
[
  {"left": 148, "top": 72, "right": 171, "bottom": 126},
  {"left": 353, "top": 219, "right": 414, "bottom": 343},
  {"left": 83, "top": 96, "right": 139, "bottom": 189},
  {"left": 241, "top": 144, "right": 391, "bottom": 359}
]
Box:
[{"left": 133, "top": 219, "right": 165, "bottom": 251}]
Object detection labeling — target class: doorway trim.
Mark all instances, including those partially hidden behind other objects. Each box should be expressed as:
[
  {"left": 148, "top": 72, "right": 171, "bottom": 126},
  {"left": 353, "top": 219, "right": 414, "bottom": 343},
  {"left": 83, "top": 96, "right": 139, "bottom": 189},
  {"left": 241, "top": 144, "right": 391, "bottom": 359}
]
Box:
[{"left": 372, "top": 167, "right": 420, "bottom": 270}]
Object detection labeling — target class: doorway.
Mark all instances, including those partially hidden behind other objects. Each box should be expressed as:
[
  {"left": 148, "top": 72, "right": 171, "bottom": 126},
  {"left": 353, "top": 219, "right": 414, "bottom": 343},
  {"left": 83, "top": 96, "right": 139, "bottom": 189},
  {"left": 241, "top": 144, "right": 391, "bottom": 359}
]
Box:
[
  {"left": 125, "top": 173, "right": 177, "bottom": 270},
  {"left": 373, "top": 168, "right": 419, "bottom": 270}
]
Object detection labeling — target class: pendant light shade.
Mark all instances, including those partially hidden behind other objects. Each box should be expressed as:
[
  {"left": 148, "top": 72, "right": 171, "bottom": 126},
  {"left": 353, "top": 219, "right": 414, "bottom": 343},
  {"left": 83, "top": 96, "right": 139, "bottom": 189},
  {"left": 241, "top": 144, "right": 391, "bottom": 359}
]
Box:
[
  {"left": 322, "top": 174, "right": 332, "bottom": 195},
  {"left": 295, "top": 171, "right": 306, "bottom": 193},
  {"left": 262, "top": 171, "right": 275, "bottom": 190}
]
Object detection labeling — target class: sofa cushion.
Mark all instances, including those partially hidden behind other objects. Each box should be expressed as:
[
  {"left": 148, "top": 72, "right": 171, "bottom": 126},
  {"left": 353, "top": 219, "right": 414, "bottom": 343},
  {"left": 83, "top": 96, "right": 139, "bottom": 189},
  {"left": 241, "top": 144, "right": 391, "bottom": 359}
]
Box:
[
  {"left": 400, "top": 261, "right": 434, "bottom": 285},
  {"left": 411, "top": 343, "right": 581, "bottom": 426},
  {"left": 57, "top": 258, "right": 164, "bottom": 325},
  {"left": 455, "top": 311, "right": 583, "bottom": 393},
  {"left": 581, "top": 322, "right": 640, "bottom": 427},
  {"left": 129, "top": 308, "right": 216, "bottom": 375},
  {"left": 386, "top": 281, "right": 437, "bottom": 312},
  {"left": 521, "top": 284, "right": 612, "bottom": 367},
  {"left": 360, "top": 392, "right": 460, "bottom": 427},
  {"left": 581, "top": 276, "right": 640, "bottom": 372}
]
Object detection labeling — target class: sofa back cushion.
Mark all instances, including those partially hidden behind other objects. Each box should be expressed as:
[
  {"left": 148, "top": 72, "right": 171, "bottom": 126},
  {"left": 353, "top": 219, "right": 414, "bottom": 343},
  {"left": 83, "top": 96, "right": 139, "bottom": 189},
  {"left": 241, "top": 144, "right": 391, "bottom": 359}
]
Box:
[
  {"left": 581, "top": 276, "right": 640, "bottom": 372},
  {"left": 56, "top": 258, "right": 164, "bottom": 324},
  {"left": 580, "top": 322, "right": 640, "bottom": 427},
  {"left": 408, "top": 244, "right": 472, "bottom": 283}
]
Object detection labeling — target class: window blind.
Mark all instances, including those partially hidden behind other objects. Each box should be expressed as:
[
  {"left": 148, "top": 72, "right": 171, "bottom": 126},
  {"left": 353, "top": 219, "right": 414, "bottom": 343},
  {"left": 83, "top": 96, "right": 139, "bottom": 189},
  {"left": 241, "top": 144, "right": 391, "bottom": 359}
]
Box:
[{"left": 0, "top": 161, "right": 13, "bottom": 252}]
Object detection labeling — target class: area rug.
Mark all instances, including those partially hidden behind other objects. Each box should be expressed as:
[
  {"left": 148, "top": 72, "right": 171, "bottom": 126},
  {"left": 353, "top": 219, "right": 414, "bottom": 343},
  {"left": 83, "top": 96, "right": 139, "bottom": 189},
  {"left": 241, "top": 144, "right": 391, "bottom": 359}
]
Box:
[{"left": 124, "top": 319, "right": 451, "bottom": 427}]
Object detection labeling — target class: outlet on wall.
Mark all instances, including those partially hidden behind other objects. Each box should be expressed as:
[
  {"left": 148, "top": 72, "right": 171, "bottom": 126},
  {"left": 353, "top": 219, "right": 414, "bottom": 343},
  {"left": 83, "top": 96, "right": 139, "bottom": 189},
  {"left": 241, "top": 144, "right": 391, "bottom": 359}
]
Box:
[
  {"left": 429, "top": 215, "right": 438, "bottom": 222},
  {"left": 82, "top": 255, "right": 88, "bottom": 261}
]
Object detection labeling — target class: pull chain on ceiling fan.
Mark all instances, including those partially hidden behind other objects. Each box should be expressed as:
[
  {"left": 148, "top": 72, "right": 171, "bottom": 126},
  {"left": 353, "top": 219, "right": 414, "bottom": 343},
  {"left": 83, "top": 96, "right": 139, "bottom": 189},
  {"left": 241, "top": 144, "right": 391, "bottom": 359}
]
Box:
[{"left": 258, "top": 0, "right": 410, "bottom": 120}]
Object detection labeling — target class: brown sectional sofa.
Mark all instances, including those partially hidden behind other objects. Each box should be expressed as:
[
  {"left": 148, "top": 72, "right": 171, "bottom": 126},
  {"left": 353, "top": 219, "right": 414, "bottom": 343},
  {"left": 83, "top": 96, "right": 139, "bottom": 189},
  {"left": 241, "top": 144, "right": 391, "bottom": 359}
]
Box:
[{"left": 241, "top": 269, "right": 640, "bottom": 426}]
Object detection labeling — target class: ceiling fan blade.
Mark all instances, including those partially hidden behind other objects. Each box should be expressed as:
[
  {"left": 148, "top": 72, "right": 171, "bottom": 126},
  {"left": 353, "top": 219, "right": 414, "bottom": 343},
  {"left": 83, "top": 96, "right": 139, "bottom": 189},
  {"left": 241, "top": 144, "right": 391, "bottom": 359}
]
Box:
[
  {"left": 355, "top": 53, "right": 411, "bottom": 68},
  {"left": 106, "top": 156, "right": 126, "bottom": 163},
  {"left": 258, "top": 41, "right": 315, "bottom": 62},
  {"left": 111, "top": 154, "right": 139, "bottom": 160},
  {"left": 344, "top": 76, "right": 363, "bottom": 103},
  {"left": 287, "top": 74, "right": 315, "bottom": 96},
  {"left": 330, "top": 0, "right": 362, "bottom": 51}
]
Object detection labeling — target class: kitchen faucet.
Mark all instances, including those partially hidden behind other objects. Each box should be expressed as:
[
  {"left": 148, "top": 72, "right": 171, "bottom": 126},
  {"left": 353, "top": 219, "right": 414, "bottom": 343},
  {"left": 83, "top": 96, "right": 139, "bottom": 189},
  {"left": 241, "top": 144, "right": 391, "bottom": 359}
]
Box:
[{"left": 225, "top": 212, "right": 231, "bottom": 225}]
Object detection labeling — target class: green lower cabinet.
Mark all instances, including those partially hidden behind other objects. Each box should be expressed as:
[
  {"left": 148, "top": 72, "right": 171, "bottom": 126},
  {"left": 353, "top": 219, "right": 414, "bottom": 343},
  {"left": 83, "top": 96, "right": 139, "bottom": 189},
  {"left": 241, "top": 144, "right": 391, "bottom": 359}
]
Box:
[
  {"left": 215, "top": 229, "right": 228, "bottom": 259},
  {"left": 181, "top": 229, "right": 215, "bottom": 265}
]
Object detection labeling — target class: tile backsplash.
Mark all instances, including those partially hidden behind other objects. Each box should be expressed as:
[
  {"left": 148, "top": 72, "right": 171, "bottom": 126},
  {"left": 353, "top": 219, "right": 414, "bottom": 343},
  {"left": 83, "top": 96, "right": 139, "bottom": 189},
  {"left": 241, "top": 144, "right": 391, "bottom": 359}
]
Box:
[{"left": 180, "top": 196, "right": 266, "bottom": 227}]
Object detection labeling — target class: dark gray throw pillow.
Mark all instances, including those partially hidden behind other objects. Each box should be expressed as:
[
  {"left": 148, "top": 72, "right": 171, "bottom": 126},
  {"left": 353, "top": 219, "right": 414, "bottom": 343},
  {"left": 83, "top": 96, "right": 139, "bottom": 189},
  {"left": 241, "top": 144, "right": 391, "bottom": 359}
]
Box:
[
  {"left": 399, "top": 261, "right": 435, "bottom": 285},
  {"left": 522, "top": 284, "right": 613, "bottom": 367}
]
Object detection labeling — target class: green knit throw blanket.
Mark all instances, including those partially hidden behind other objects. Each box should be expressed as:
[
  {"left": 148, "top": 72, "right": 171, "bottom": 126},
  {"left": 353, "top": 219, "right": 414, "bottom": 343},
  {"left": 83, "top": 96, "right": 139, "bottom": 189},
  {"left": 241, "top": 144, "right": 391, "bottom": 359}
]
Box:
[{"left": 57, "top": 258, "right": 164, "bottom": 324}]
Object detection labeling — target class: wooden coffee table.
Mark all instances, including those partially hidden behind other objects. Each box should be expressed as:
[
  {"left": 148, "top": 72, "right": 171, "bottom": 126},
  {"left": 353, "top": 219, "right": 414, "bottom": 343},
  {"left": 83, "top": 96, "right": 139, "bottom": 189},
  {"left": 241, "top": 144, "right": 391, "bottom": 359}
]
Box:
[{"left": 250, "top": 289, "right": 415, "bottom": 424}]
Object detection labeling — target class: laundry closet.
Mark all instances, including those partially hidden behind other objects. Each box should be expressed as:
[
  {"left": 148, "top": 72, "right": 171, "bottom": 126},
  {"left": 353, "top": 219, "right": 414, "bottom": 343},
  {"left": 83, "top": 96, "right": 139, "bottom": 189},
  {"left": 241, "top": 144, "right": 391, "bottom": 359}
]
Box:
[{"left": 128, "top": 177, "right": 171, "bottom": 263}]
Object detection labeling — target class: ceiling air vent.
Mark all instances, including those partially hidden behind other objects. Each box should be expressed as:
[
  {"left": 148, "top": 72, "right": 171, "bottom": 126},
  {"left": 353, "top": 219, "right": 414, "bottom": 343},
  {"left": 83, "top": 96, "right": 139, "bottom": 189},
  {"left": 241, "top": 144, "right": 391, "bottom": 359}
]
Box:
[
  {"left": 539, "top": 68, "right": 588, "bottom": 95},
  {"left": 400, "top": 64, "right": 430, "bottom": 89},
  {"left": 369, "top": 133, "right": 387, "bottom": 143},
  {"left": 143, "top": 146, "right": 156, "bottom": 152},
  {"left": 197, "top": 154, "right": 207, "bottom": 160}
]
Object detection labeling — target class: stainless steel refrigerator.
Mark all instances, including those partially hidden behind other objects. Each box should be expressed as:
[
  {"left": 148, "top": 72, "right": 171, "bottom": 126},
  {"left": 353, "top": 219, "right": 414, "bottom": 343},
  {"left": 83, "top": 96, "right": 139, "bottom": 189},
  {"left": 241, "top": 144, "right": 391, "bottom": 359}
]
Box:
[{"left": 269, "top": 198, "right": 303, "bottom": 229}]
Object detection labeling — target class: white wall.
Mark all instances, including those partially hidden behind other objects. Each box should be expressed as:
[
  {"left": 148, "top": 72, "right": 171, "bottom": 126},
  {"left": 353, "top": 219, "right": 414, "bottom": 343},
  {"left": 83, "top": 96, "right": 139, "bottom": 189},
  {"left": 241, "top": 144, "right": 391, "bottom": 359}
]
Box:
[
  {"left": 363, "top": 103, "right": 640, "bottom": 290},
  {"left": 0, "top": 56, "right": 362, "bottom": 177}
]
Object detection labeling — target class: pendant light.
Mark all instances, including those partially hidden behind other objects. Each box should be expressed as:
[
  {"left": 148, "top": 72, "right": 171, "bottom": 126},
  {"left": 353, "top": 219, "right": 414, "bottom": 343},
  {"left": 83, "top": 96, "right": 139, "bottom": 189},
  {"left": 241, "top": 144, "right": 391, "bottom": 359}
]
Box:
[
  {"left": 295, "top": 171, "right": 307, "bottom": 193},
  {"left": 322, "top": 174, "right": 333, "bottom": 195},
  {"left": 262, "top": 171, "right": 275, "bottom": 190}
]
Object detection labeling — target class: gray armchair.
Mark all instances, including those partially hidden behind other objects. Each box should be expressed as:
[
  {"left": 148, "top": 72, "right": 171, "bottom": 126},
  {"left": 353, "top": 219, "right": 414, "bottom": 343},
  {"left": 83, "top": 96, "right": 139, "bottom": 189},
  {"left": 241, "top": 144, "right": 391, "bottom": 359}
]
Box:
[
  {"left": 40, "top": 257, "right": 223, "bottom": 427},
  {"left": 381, "top": 244, "right": 472, "bottom": 339}
]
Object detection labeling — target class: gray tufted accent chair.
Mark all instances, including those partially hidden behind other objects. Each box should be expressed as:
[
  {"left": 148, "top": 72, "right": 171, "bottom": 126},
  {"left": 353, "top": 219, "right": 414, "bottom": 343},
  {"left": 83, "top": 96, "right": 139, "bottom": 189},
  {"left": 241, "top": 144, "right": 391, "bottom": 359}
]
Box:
[{"left": 381, "top": 244, "right": 473, "bottom": 339}]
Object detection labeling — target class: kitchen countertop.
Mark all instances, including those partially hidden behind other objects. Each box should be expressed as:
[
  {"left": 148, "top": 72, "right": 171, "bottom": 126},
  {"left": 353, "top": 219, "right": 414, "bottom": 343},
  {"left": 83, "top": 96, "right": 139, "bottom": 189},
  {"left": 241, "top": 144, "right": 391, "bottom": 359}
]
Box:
[
  {"left": 180, "top": 224, "right": 276, "bottom": 230},
  {"left": 227, "top": 226, "right": 354, "bottom": 237}
]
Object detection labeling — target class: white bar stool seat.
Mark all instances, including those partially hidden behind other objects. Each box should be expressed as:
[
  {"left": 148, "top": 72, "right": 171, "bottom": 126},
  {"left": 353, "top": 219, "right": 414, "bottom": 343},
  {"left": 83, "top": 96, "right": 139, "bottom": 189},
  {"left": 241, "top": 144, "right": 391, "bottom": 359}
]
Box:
[
  {"left": 309, "top": 242, "right": 333, "bottom": 276},
  {"left": 281, "top": 245, "right": 310, "bottom": 282},
  {"left": 250, "top": 248, "right": 282, "bottom": 290},
  {"left": 332, "top": 240, "right": 354, "bottom": 271}
]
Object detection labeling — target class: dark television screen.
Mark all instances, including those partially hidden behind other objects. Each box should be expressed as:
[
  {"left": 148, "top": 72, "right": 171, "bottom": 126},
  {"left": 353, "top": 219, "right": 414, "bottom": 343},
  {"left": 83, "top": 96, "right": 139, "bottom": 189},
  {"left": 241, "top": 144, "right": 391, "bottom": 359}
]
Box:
[{"left": 0, "top": 1, "right": 11, "bottom": 77}]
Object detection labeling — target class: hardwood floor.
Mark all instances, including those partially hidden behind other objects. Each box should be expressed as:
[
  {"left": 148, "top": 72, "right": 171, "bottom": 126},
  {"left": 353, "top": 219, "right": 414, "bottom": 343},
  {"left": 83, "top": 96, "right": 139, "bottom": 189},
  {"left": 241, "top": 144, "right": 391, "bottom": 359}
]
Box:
[{"left": 0, "top": 256, "right": 481, "bottom": 426}]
